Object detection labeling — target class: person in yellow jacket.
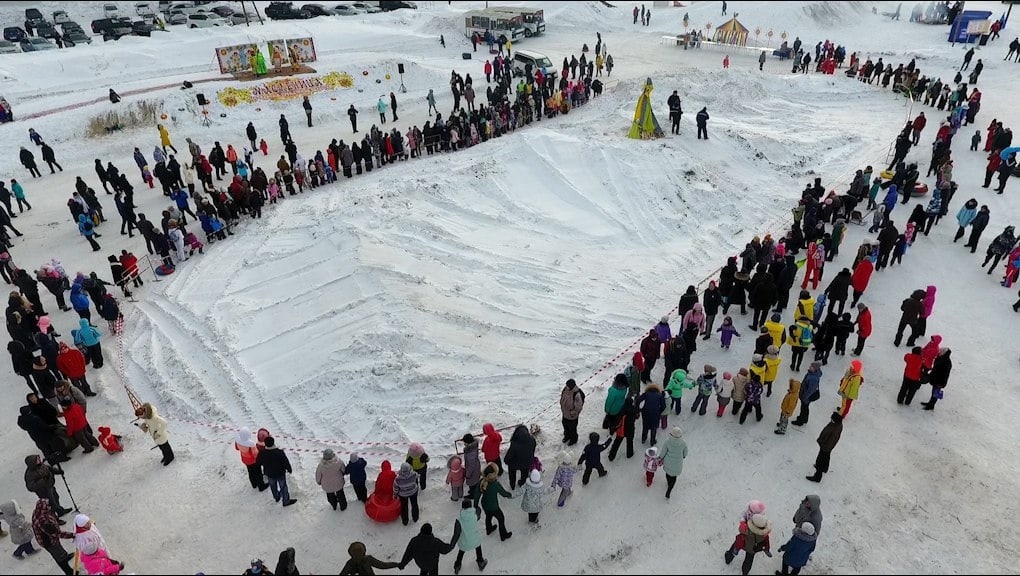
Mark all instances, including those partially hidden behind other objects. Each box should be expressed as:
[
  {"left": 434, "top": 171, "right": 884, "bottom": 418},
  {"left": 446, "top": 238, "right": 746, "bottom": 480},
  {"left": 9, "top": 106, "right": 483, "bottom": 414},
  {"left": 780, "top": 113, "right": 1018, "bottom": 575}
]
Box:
[
  {"left": 595, "top": 53, "right": 604, "bottom": 76},
  {"left": 775, "top": 379, "right": 801, "bottom": 435},
  {"left": 794, "top": 290, "right": 815, "bottom": 324},
  {"left": 763, "top": 345, "right": 782, "bottom": 397},
  {"left": 837, "top": 359, "right": 863, "bottom": 418},
  {"left": 749, "top": 354, "right": 767, "bottom": 389},
  {"left": 788, "top": 319, "right": 813, "bottom": 372},
  {"left": 764, "top": 313, "right": 787, "bottom": 350},
  {"left": 157, "top": 124, "right": 177, "bottom": 154}
]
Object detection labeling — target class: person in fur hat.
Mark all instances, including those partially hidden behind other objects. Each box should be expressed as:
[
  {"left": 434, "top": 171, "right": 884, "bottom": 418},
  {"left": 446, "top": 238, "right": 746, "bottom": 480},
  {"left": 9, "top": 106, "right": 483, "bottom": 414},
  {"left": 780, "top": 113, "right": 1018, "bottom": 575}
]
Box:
[
  {"left": 775, "top": 379, "right": 801, "bottom": 435},
  {"left": 724, "top": 512, "right": 773, "bottom": 575},
  {"left": 778, "top": 522, "right": 817, "bottom": 575},
  {"left": 479, "top": 462, "right": 513, "bottom": 540}
]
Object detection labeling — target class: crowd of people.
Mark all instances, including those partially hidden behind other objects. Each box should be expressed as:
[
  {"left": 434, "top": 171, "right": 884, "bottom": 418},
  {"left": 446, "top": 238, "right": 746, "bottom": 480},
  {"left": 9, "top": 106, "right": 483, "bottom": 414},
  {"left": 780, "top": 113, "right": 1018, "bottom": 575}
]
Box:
[{"left": 1, "top": 11, "right": 1014, "bottom": 575}]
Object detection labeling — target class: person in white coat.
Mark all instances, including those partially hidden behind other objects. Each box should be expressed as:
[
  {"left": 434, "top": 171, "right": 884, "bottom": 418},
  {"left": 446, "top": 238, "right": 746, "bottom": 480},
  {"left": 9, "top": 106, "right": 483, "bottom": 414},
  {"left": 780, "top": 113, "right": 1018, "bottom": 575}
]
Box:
[
  {"left": 315, "top": 448, "right": 348, "bottom": 511},
  {"left": 167, "top": 221, "right": 186, "bottom": 263},
  {"left": 519, "top": 470, "right": 544, "bottom": 524},
  {"left": 135, "top": 402, "right": 173, "bottom": 465}
]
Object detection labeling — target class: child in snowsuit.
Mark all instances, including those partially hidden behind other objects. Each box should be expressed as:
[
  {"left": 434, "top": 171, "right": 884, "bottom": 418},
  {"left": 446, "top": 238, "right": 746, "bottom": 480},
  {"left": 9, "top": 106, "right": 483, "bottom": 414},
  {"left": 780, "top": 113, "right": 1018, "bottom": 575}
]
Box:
[
  {"left": 0, "top": 500, "right": 37, "bottom": 559},
  {"left": 446, "top": 455, "right": 465, "bottom": 501},
  {"left": 775, "top": 379, "right": 801, "bottom": 435},
  {"left": 725, "top": 513, "right": 773, "bottom": 575},
  {"left": 97, "top": 426, "right": 124, "bottom": 453},
  {"left": 664, "top": 368, "right": 694, "bottom": 415},
  {"left": 691, "top": 364, "right": 717, "bottom": 416},
  {"left": 346, "top": 452, "right": 369, "bottom": 503},
  {"left": 550, "top": 451, "right": 578, "bottom": 506},
  {"left": 716, "top": 371, "right": 735, "bottom": 417},
  {"left": 184, "top": 231, "right": 205, "bottom": 256},
  {"left": 740, "top": 373, "right": 765, "bottom": 424},
  {"left": 833, "top": 313, "right": 855, "bottom": 356},
  {"left": 519, "top": 470, "right": 544, "bottom": 523},
  {"left": 717, "top": 315, "right": 741, "bottom": 349},
  {"left": 643, "top": 446, "right": 662, "bottom": 486},
  {"left": 577, "top": 432, "right": 612, "bottom": 485}
]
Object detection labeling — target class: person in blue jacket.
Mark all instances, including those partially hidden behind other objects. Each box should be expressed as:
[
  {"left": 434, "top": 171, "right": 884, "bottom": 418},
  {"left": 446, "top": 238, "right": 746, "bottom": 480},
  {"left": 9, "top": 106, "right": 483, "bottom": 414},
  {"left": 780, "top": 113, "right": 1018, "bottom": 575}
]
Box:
[
  {"left": 345, "top": 452, "right": 369, "bottom": 503},
  {"left": 792, "top": 361, "right": 822, "bottom": 426},
  {"left": 953, "top": 198, "right": 978, "bottom": 243},
  {"left": 169, "top": 189, "right": 197, "bottom": 223},
  {"left": 72, "top": 318, "right": 103, "bottom": 369},
  {"left": 881, "top": 185, "right": 899, "bottom": 224},
  {"left": 69, "top": 280, "right": 94, "bottom": 324},
  {"left": 77, "top": 213, "right": 101, "bottom": 251},
  {"left": 777, "top": 522, "right": 817, "bottom": 575},
  {"left": 637, "top": 383, "right": 666, "bottom": 446}
]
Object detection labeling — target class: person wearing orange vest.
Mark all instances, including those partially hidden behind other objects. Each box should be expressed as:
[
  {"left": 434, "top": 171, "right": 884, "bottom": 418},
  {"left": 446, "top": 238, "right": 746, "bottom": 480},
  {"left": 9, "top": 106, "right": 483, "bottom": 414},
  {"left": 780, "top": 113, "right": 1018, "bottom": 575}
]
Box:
[
  {"left": 235, "top": 427, "right": 267, "bottom": 491},
  {"left": 225, "top": 144, "right": 239, "bottom": 175},
  {"left": 837, "top": 360, "right": 863, "bottom": 418}
]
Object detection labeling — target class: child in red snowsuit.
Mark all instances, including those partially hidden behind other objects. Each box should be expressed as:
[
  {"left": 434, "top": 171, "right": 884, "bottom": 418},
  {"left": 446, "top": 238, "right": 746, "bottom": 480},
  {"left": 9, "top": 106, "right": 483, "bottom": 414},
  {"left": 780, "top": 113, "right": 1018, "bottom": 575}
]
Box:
[{"left": 98, "top": 426, "right": 123, "bottom": 454}]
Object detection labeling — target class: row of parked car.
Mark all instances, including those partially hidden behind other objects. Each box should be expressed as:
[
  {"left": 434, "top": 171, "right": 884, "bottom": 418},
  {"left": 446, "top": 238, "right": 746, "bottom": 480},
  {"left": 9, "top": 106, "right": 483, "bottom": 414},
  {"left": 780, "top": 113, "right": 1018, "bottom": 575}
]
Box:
[{"left": 265, "top": 1, "right": 417, "bottom": 20}]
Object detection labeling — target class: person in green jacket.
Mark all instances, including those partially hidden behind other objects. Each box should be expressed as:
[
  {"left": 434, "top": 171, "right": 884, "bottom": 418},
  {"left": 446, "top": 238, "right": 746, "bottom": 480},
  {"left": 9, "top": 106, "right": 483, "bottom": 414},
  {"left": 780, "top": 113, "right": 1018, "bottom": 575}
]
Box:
[
  {"left": 603, "top": 373, "right": 628, "bottom": 430},
  {"left": 451, "top": 499, "right": 487, "bottom": 574},
  {"left": 665, "top": 368, "right": 695, "bottom": 415},
  {"left": 479, "top": 463, "right": 512, "bottom": 541},
  {"left": 658, "top": 426, "right": 688, "bottom": 499},
  {"left": 11, "top": 179, "right": 30, "bottom": 213}
]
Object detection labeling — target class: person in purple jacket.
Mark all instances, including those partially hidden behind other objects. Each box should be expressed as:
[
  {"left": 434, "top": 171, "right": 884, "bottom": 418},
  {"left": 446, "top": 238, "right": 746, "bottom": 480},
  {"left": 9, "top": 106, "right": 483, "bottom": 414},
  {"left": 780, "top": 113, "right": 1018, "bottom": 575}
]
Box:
[
  {"left": 716, "top": 316, "right": 741, "bottom": 349},
  {"left": 654, "top": 316, "right": 671, "bottom": 350}
]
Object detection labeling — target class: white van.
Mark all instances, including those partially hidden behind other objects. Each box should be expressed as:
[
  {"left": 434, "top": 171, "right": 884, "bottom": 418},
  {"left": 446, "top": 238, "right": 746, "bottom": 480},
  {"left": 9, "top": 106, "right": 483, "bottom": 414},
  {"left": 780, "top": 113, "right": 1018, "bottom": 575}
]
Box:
[{"left": 512, "top": 49, "right": 557, "bottom": 79}]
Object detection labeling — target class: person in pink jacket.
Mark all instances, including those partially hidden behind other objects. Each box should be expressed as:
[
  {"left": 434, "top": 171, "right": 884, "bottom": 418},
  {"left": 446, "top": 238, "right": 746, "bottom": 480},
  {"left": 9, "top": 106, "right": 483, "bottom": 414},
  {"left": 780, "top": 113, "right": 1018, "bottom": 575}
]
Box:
[
  {"left": 1002, "top": 247, "right": 1020, "bottom": 287},
  {"left": 683, "top": 303, "right": 707, "bottom": 334},
  {"left": 921, "top": 335, "right": 942, "bottom": 373},
  {"left": 81, "top": 542, "right": 124, "bottom": 575},
  {"left": 916, "top": 285, "right": 936, "bottom": 337}
]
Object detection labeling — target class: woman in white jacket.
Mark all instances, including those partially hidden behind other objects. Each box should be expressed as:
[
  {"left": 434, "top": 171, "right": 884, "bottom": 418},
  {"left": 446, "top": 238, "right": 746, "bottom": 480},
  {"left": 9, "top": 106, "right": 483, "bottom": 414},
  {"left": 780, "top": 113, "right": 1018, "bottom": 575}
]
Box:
[
  {"left": 136, "top": 402, "right": 174, "bottom": 466},
  {"left": 167, "top": 221, "right": 187, "bottom": 263}
]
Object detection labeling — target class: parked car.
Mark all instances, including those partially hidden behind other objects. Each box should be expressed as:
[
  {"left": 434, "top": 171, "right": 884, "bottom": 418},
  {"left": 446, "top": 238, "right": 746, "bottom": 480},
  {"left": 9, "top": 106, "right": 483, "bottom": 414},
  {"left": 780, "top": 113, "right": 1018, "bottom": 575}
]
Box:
[
  {"left": 351, "top": 2, "right": 383, "bottom": 13},
  {"left": 20, "top": 37, "right": 57, "bottom": 51},
  {"left": 266, "top": 2, "right": 313, "bottom": 20},
  {"left": 63, "top": 28, "right": 92, "bottom": 45},
  {"left": 512, "top": 49, "right": 557, "bottom": 80},
  {"left": 303, "top": 4, "right": 337, "bottom": 16},
  {"left": 52, "top": 10, "right": 71, "bottom": 24},
  {"left": 379, "top": 1, "right": 417, "bottom": 10},
  {"left": 60, "top": 21, "right": 84, "bottom": 33},
  {"left": 91, "top": 18, "right": 133, "bottom": 38},
  {"left": 3, "top": 26, "right": 27, "bottom": 43},
  {"left": 167, "top": 9, "right": 188, "bottom": 25},
  {"left": 25, "top": 8, "right": 46, "bottom": 26},
  {"left": 333, "top": 4, "right": 363, "bottom": 16},
  {"left": 187, "top": 13, "right": 229, "bottom": 27},
  {"left": 104, "top": 4, "right": 120, "bottom": 17},
  {"left": 228, "top": 11, "right": 256, "bottom": 25},
  {"left": 132, "top": 20, "right": 155, "bottom": 36},
  {"left": 135, "top": 2, "right": 155, "bottom": 17},
  {"left": 35, "top": 21, "right": 60, "bottom": 40},
  {"left": 0, "top": 40, "right": 20, "bottom": 54},
  {"left": 211, "top": 6, "right": 235, "bottom": 17}
]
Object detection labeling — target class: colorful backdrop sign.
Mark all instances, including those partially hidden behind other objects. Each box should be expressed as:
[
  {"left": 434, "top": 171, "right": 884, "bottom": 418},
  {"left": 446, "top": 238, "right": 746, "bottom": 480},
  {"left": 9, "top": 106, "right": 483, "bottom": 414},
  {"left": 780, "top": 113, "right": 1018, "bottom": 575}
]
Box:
[
  {"left": 286, "top": 37, "right": 318, "bottom": 63},
  {"left": 215, "top": 44, "right": 257, "bottom": 74},
  {"left": 217, "top": 71, "right": 354, "bottom": 107}
]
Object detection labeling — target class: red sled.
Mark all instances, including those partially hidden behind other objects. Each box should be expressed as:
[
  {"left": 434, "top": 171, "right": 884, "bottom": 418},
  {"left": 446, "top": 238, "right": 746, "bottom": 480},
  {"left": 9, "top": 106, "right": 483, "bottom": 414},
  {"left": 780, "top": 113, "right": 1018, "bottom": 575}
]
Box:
[{"left": 911, "top": 183, "right": 929, "bottom": 197}]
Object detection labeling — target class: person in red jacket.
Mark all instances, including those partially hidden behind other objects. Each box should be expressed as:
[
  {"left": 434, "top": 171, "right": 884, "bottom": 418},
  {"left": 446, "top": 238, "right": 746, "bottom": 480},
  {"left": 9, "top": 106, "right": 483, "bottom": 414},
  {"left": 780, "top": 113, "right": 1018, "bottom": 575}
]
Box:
[
  {"left": 55, "top": 342, "right": 95, "bottom": 397},
  {"left": 983, "top": 151, "right": 1002, "bottom": 189},
  {"left": 898, "top": 347, "right": 924, "bottom": 405},
  {"left": 234, "top": 427, "right": 267, "bottom": 491},
  {"left": 225, "top": 144, "right": 239, "bottom": 175},
  {"left": 97, "top": 426, "right": 123, "bottom": 454},
  {"left": 59, "top": 399, "right": 98, "bottom": 453},
  {"left": 481, "top": 423, "right": 503, "bottom": 475},
  {"left": 910, "top": 112, "right": 927, "bottom": 145},
  {"left": 850, "top": 258, "right": 874, "bottom": 307},
  {"left": 852, "top": 303, "right": 872, "bottom": 356}
]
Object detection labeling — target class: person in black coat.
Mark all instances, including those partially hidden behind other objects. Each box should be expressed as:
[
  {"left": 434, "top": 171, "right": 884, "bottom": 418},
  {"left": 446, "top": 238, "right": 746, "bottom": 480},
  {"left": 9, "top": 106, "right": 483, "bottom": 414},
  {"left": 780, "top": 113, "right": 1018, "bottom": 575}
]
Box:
[
  {"left": 502, "top": 424, "right": 536, "bottom": 490},
  {"left": 14, "top": 269, "right": 46, "bottom": 315},
  {"left": 965, "top": 205, "right": 990, "bottom": 253},
  {"left": 40, "top": 142, "right": 62, "bottom": 174},
  {"left": 894, "top": 289, "right": 926, "bottom": 347},
  {"left": 577, "top": 432, "right": 612, "bottom": 485},
  {"left": 702, "top": 281, "right": 722, "bottom": 340},
  {"left": 875, "top": 220, "right": 899, "bottom": 271},
  {"left": 398, "top": 523, "right": 455, "bottom": 576},
  {"left": 256, "top": 436, "right": 297, "bottom": 506},
  {"left": 18, "top": 405, "right": 65, "bottom": 462},
  {"left": 246, "top": 122, "right": 258, "bottom": 150},
  {"left": 718, "top": 257, "right": 737, "bottom": 310},
  {"left": 774, "top": 254, "right": 798, "bottom": 313},
  {"left": 95, "top": 159, "right": 111, "bottom": 193},
  {"left": 677, "top": 285, "right": 698, "bottom": 318},
  {"left": 728, "top": 272, "right": 749, "bottom": 316},
  {"left": 8, "top": 340, "right": 36, "bottom": 393},
  {"left": 921, "top": 348, "right": 952, "bottom": 410},
  {"left": 748, "top": 268, "right": 777, "bottom": 331},
  {"left": 607, "top": 395, "right": 639, "bottom": 461},
  {"left": 823, "top": 268, "right": 852, "bottom": 316},
  {"left": 637, "top": 384, "right": 666, "bottom": 446},
  {"left": 19, "top": 147, "right": 41, "bottom": 178},
  {"left": 135, "top": 214, "right": 158, "bottom": 255}
]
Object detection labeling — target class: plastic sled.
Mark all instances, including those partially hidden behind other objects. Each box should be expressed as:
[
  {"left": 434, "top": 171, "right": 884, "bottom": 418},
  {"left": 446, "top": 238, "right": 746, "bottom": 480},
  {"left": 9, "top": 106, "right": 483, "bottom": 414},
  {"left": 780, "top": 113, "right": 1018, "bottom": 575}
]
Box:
[
  {"left": 154, "top": 264, "right": 175, "bottom": 276},
  {"left": 911, "top": 183, "right": 929, "bottom": 197},
  {"left": 880, "top": 169, "right": 895, "bottom": 180},
  {"left": 365, "top": 493, "right": 401, "bottom": 523}
]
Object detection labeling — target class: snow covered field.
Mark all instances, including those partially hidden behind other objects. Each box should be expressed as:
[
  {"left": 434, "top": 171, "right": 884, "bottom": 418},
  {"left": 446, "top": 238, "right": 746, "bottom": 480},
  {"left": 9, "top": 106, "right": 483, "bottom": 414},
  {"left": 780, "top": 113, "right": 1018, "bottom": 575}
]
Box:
[{"left": 0, "top": 1, "right": 1018, "bottom": 574}]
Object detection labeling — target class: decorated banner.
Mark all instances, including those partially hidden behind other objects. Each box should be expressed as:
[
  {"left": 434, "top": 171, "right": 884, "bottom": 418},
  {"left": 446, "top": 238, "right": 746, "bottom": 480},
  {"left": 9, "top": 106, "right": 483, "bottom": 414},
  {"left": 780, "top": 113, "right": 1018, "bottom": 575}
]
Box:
[
  {"left": 286, "top": 37, "right": 317, "bottom": 63},
  {"left": 215, "top": 44, "right": 257, "bottom": 75},
  {"left": 267, "top": 39, "right": 288, "bottom": 70},
  {"left": 217, "top": 71, "right": 354, "bottom": 107}
]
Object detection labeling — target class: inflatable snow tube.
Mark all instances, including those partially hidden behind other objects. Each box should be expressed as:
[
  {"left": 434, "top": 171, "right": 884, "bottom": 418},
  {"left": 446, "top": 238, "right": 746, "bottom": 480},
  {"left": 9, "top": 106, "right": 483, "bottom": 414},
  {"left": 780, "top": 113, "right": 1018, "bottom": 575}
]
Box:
[
  {"left": 1000, "top": 146, "right": 1020, "bottom": 160},
  {"left": 364, "top": 493, "right": 401, "bottom": 522},
  {"left": 154, "top": 264, "right": 175, "bottom": 276},
  {"left": 880, "top": 169, "right": 895, "bottom": 180},
  {"left": 911, "top": 183, "right": 929, "bottom": 197}
]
